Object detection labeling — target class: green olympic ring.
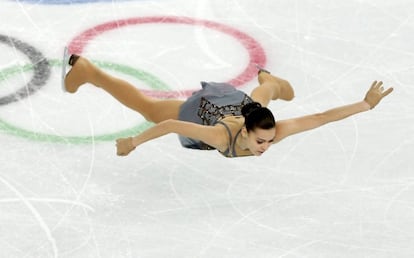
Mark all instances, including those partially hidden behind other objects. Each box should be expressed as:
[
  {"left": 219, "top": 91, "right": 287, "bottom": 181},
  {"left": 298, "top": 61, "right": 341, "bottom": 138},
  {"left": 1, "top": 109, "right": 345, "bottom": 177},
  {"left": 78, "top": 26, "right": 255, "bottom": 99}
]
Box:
[{"left": 0, "top": 59, "right": 171, "bottom": 144}]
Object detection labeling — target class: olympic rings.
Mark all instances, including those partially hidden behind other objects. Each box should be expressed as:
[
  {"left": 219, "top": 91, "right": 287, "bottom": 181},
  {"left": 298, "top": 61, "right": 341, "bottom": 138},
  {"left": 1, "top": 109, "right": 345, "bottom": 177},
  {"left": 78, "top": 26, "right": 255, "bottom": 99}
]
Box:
[
  {"left": 1, "top": 16, "right": 267, "bottom": 144},
  {"left": 0, "top": 34, "right": 50, "bottom": 106},
  {"left": 0, "top": 59, "right": 173, "bottom": 144},
  {"left": 68, "top": 16, "right": 266, "bottom": 98}
]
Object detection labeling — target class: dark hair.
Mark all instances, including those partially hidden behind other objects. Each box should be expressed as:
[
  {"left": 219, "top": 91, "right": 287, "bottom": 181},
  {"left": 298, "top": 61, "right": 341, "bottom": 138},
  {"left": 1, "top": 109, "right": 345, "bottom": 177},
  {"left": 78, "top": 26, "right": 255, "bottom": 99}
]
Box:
[{"left": 241, "top": 102, "right": 276, "bottom": 132}]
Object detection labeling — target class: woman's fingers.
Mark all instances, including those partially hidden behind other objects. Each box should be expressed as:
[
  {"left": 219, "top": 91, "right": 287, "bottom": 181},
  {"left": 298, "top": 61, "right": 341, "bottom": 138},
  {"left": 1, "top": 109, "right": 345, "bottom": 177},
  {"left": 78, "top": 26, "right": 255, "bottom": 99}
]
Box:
[{"left": 382, "top": 87, "right": 394, "bottom": 97}]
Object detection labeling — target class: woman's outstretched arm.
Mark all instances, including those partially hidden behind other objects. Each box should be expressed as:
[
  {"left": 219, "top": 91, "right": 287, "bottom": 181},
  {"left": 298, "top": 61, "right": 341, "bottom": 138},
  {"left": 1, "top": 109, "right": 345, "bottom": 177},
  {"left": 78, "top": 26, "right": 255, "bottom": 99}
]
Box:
[
  {"left": 274, "top": 81, "right": 394, "bottom": 142},
  {"left": 115, "top": 119, "right": 225, "bottom": 156}
]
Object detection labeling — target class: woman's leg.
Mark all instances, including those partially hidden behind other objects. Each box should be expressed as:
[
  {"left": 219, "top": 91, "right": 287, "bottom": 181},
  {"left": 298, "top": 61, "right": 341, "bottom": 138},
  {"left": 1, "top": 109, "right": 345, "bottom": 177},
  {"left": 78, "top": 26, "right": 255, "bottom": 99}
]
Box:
[
  {"left": 250, "top": 71, "right": 294, "bottom": 107},
  {"left": 64, "top": 56, "right": 184, "bottom": 123}
]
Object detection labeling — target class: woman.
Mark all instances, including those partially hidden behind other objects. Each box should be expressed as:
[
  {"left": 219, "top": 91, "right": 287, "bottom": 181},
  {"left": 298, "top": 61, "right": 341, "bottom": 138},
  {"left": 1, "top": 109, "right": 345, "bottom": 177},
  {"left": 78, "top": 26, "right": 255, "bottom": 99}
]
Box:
[{"left": 62, "top": 48, "right": 393, "bottom": 158}]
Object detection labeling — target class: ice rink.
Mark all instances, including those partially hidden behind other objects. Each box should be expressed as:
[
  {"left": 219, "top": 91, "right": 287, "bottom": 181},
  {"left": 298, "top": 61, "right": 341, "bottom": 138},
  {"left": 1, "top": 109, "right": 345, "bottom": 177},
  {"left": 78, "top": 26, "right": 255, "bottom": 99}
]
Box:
[{"left": 1, "top": 0, "right": 413, "bottom": 257}]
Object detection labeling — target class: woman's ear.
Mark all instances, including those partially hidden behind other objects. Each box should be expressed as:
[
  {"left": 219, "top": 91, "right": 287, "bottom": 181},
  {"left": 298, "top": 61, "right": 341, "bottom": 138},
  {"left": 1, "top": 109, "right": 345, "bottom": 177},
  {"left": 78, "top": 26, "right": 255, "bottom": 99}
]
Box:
[{"left": 241, "top": 127, "right": 248, "bottom": 138}]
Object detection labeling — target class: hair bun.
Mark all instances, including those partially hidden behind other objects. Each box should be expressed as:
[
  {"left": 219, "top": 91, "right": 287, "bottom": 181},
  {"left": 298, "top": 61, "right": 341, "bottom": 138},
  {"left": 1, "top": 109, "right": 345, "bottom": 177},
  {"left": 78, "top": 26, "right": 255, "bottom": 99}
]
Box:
[{"left": 241, "top": 102, "right": 262, "bottom": 118}]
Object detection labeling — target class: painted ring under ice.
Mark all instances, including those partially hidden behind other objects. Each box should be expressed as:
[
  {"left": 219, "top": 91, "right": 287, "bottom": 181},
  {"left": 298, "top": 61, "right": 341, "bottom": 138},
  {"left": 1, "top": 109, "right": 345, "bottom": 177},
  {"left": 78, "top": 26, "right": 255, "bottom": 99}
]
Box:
[
  {"left": 0, "top": 34, "right": 50, "bottom": 106},
  {"left": 0, "top": 59, "right": 173, "bottom": 144},
  {"left": 68, "top": 16, "right": 267, "bottom": 98}
]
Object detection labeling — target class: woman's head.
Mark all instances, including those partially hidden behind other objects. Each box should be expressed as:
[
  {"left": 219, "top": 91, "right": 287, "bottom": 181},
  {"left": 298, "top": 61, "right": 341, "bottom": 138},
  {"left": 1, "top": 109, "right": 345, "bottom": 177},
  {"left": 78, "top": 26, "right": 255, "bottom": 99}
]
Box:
[
  {"left": 242, "top": 102, "right": 275, "bottom": 132},
  {"left": 241, "top": 102, "right": 276, "bottom": 156}
]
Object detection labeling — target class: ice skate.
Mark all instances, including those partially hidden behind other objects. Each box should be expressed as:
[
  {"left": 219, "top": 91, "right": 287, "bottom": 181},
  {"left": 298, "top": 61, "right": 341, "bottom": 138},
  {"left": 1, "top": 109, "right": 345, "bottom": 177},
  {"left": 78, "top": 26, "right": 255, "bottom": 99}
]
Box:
[
  {"left": 61, "top": 47, "right": 91, "bottom": 93},
  {"left": 256, "top": 65, "right": 294, "bottom": 101}
]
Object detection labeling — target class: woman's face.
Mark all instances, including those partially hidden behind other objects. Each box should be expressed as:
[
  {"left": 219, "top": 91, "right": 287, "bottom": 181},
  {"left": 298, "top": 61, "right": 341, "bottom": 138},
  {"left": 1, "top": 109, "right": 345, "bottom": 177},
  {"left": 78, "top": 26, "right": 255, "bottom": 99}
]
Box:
[{"left": 245, "top": 127, "right": 276, "bottom": 156}]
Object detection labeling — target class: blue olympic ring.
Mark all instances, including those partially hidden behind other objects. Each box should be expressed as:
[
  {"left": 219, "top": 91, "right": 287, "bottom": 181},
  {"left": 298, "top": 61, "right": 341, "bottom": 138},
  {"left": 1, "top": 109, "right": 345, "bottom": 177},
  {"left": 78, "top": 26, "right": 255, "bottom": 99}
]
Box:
[{"left": 14, "top": 0, "right": 137, "bottom": 4}]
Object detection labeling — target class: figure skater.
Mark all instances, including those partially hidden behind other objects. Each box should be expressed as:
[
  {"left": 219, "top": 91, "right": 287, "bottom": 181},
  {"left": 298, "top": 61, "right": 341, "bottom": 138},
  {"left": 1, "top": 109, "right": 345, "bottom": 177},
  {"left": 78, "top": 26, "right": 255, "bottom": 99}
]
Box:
[{"left": 61, "top": 48, "right": 393, "bottom": 158}]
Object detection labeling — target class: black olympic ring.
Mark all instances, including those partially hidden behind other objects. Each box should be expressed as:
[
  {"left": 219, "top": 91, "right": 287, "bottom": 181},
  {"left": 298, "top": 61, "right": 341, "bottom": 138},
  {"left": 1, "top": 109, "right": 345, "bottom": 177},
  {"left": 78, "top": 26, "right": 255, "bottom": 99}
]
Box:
[{"left": 0, "top": 34, "right": 50, "bottom": 106}]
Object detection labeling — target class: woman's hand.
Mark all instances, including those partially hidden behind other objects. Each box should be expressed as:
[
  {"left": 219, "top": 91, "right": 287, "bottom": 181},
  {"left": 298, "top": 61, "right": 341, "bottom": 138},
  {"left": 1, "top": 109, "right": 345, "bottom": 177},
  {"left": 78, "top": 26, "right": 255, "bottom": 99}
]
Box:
[
  {"left": 364, "top": 81, "right": 394, "bottom": 109},
  {"left": 116, "top": 137, "right": 136, "bottom": 156}
]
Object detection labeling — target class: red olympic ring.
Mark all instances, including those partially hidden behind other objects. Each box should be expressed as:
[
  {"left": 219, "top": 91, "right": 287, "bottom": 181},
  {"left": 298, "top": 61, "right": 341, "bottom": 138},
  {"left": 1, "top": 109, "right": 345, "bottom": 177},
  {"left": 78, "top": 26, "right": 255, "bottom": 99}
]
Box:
[{"left": 68, "top": 16, "right": 266, "bottom": 98}]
